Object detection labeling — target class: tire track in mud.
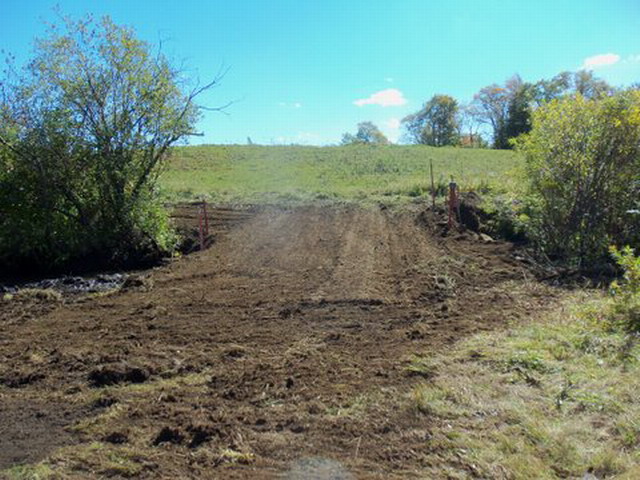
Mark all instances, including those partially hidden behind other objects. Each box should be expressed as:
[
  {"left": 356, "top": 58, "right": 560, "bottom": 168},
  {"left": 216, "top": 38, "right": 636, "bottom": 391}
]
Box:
[{"left": 0, "top": 205, "right": 560, "bottom": 478}]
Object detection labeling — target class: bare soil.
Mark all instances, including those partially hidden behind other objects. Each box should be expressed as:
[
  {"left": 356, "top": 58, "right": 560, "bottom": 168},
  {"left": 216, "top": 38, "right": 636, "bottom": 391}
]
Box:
[{"left": 0, "top": 205, "right": 560, "bottom": 478}]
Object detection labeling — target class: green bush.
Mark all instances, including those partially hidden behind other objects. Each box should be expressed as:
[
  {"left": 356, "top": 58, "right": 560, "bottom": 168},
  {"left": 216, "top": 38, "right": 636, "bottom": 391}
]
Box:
[
  {"left": 0, "top": 14, "right": 216, "bottom": 270},
  {"left": 608, "top": 246, "right": 640, "bottom": 332},
  {"left": 516, "top": 92, "right": 640, "bottom": 266}
]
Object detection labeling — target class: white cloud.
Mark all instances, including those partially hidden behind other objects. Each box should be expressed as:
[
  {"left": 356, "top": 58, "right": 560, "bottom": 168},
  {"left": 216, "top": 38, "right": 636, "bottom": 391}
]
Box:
[
  {"left": 385, "top": 117, "right": 401, "bottom": 129},
  {"left": 581, "top": 53, "right": 621, "bottom": 70},
  {"left": 293, "top": 102, "right": 302, "bottom": 108},
  {"left": 384, "top": 77, "right": 394, "bottom": 83},
  {"left": 353, "top": 88, "right": 407, "bottom": 107}
]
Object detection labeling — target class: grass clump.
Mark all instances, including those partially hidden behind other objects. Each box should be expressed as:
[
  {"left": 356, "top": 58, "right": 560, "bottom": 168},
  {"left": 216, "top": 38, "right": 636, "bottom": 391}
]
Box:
[
  {"left": 3, "top": 464, "right": 54, "bottom": 480},
  {"left": 10, "top": 288, "right": 63, "bottom": 303}
]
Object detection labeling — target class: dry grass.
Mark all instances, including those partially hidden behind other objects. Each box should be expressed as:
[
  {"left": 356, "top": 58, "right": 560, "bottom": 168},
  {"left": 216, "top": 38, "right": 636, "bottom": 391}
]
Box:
[{"left": 5, "top": 288, "right": 63, "bottom": 303}]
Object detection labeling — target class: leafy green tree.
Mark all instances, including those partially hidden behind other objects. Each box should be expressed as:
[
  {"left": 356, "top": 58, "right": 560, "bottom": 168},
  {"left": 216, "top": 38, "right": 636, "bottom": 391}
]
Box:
[
  {"left": 341, "top": 121, "right": 389, "bottom": 145},
  {"left": 0, "top": 14, "right": 221, "bottom": 270},
  {"left": 470, "top": 82, "right": 511, "bottom": 149},
  {"left": 531, "top": 71, "right": 573, "bottom": 106},
  {"left": 402, "top": 94, "right": 459, "bottom": 146},
  {"left": 504, "top": 83, "right": 533, "bottom": 146},
  {"left": 516, "top": 91, "right": 640, "bottom": 266},
  {"left": 573, "top": 70, "right": 613, "bottom": 98},
  {"left": 472, "top": 75, "right": 532, "bottom": 149},
  {"left": 532, "top": 70, "right": 612, "bottom": 106}
]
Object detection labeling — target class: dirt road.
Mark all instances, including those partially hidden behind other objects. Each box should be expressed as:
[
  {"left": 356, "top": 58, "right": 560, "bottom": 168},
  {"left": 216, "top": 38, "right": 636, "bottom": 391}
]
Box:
[{"left": 0, "top": 205, "right": 558, "bottom": 478}]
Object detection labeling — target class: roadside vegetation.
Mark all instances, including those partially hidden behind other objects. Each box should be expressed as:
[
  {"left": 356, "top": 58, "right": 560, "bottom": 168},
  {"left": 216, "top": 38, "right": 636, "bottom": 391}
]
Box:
[
  {"left": 405, "top": 249, "right": 640, "bottom": 479},
  {"left": 407, "top": 293, "right": 640, "bottom": 479}
]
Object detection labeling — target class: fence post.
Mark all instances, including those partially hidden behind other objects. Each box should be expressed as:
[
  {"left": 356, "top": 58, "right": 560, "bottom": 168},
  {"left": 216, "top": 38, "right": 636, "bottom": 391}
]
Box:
[
  {"left": 203, "top": 200, "right": 209, "bottom": 239},
  {"left": 430, "top": 158, "right": 436, "bottom": 209},
  {"left": 198, "top": 202, "right": 204, "bottom": 251},
  {"left": 448, "top": 182, "right": 458, "bottom": 229}
]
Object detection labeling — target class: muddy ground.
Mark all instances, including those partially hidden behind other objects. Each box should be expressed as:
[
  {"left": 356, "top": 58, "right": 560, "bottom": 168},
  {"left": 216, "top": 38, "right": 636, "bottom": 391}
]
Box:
[{"left": 0, "top": 205, "right": 560, "bottom": 479}]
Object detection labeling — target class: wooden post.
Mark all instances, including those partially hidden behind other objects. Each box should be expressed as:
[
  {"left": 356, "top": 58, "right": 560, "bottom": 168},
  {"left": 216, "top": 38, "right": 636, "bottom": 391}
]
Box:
[
  {"left": 198, "top": 203, "right": 205, "bottom": 251},
  {"left": 203, "top": 200, "right": 209, "bottom": 238},
  {"left": 430, "top": 158, "right": 436, "bottom": 209},
  {"left": 448, "top": 182, "right": 458, "bottom": 229}
]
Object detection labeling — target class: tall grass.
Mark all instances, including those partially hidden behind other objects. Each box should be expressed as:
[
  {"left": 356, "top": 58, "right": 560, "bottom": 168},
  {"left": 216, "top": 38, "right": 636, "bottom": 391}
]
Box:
[{"left": 160, "top": 144, "right": 524, "bottom": 205}]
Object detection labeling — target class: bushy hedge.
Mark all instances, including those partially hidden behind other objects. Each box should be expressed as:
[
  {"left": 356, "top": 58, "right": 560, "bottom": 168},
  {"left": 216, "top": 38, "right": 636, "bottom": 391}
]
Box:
[{"left": 516, "top": 91, "right": 640, "bottom": 267}]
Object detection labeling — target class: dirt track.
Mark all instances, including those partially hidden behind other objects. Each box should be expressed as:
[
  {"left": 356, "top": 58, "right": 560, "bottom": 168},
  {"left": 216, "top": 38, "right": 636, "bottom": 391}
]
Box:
[{"left": 0, "top": 205, "right": 558, "bottom": 478}]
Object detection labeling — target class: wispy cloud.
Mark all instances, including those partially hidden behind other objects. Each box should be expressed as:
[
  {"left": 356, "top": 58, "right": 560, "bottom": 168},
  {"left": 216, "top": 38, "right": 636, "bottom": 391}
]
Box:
[
  {"left": 384, "top": 77, "right": 394, "bottom": 83},
  {"left": 581, "top": 53, "right": 621, "bottom": 70},
  {"left": 353, "top": 88, "right": 407, "bottom": 107}
]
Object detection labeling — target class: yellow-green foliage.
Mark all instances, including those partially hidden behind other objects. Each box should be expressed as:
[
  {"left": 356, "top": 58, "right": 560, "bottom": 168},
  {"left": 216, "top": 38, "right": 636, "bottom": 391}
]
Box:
[
  {"left": 607, "top": 246, "right": 640, "bottom": 332},
  {"left": 516, "top": 91, "right": 640, "bottom": 265},
  {"left": 160, "top": 144, "right": 523, "bottom": 205}
]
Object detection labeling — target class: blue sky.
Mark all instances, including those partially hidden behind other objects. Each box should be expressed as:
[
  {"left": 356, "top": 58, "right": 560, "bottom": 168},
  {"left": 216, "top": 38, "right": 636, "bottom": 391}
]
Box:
[{"left": 2, "top": 0, "right": 639, "bottom": 145}]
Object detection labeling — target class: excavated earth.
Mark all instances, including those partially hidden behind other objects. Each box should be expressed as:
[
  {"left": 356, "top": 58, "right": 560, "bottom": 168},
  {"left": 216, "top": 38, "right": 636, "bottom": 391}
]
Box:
[{"left": 0, "top": 205, "right": 560, "bottom": 479}]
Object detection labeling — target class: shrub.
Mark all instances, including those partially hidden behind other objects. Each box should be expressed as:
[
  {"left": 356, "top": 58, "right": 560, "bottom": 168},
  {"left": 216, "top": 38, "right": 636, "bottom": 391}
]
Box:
[
  {"left": 516, "top": 92, "right": 640, "bottom": 267},
  {"left": 0, "top": 14, "right": 219, "bottom": 271},
  {"left": 608, "top": 246, "right": 640, "bottom": 332}
]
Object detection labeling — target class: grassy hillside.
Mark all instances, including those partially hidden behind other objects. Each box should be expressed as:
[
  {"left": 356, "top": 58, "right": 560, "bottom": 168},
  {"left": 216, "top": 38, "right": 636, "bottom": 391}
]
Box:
[{"left": 160, "top": 145, "right": 524, "bottom": 205}]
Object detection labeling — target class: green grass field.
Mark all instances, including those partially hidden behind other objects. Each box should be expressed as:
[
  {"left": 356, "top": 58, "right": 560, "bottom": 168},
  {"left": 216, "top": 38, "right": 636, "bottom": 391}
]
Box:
[{"left": 160, "top": 144, "right": 524, "bottom": 205}]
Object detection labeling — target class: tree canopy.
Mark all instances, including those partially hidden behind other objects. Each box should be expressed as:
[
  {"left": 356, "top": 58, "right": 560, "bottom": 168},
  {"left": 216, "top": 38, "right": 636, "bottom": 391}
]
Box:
[{"left": 402, "top": 94, "right": 459, "bottom": 146}]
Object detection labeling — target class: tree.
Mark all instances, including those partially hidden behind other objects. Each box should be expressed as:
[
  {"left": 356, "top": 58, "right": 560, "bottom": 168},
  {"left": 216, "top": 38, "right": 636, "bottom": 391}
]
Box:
[
  {"left": 0, "top": 14, "right": 222, "bottom": 269},
  {"left": 516, "top": 91, "right": 640, "bottom": 266},
  {"left": 531, "top": 71, "right": 573, "bottom": 106},
  {"left": 341, "top": 121, "right": 389, "bottom": 145},
  {"left": 471, "top": 75, "right": 541, "bottom": 149},
  {"left": 402, "top": 94, "right": 459, "bottom": 146},
  {"left": 531, "top": 70, "right": 612, "bottom": 106},
  {"left": 503, "top": 83, "right": 533, "bottom": 145},
  {"left": 457, "top": 103, "right": 485, "bottom": 148},
  {"left": 470, "top": 81, "right": 512, "bottom": 149},
  {"left": 573, "top": 70, "right": 613, "bottom": 98}
]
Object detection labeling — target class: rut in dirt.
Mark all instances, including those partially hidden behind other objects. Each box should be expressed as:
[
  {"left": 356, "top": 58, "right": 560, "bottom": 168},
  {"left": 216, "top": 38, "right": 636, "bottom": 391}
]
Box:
[{"left": 0, "top": 205, "right": 557, "bottom": 478}]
